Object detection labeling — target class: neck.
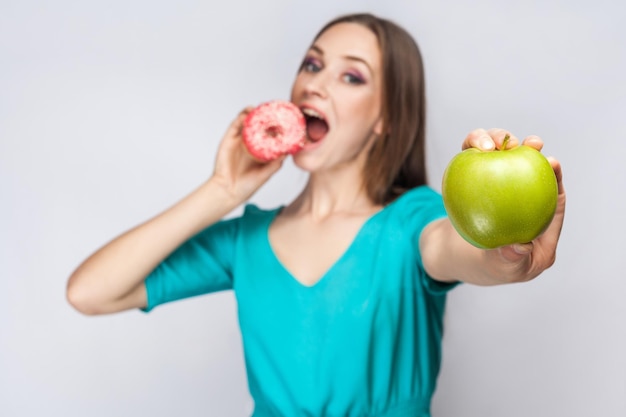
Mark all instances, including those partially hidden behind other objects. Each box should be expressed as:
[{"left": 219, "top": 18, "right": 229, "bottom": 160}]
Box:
[{"left": 287, "top": 168, "right": 378, "bottom": 221}]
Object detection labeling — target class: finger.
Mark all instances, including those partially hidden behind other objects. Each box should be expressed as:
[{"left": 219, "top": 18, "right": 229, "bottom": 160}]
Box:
[
  {"left": 495, "top": 242, "right": 533, "bottom": 263},
  {"left": 486, "top": 128, "right": 519, "bottom": 150},
  {"left": 255, "top": 155, "right": 286, "bottom": 181},
  {"left": 226, "top": 106, "right": 254, "bottom": 138},
  {"left": 547, "top": 156, "right": 565, "bottom": 196},
  {"left": 530, "top": 158, "right": 565, "bottom": 268},
  {"left": 521, "top": 135, "right": 544, "bottom": 151},
  {"left": 462, "top": 128, "right": 495, "bottom": 151}
]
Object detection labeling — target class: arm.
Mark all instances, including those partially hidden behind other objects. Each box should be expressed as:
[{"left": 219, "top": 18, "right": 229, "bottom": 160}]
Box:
[
  {"left": 420, "top": 128, "right": 566, "bottom": 286},
  {"left": 66, "top": 108, "right": 285, "bottom": 315}
]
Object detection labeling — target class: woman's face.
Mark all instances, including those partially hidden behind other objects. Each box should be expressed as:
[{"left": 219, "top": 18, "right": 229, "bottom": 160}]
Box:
[{"left": 290, "top": 22, "right": 384, "bottom": 173}]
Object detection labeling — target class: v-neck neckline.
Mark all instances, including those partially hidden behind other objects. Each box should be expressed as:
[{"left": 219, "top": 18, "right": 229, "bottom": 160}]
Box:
[{"left": 264, "top": 206, "right": 386, "bottom": 289}]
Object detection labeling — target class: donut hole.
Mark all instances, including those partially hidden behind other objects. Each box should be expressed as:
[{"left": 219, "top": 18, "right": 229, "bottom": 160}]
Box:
[{"left": 265, "top": 125, "right": 283, "bottom": 139}]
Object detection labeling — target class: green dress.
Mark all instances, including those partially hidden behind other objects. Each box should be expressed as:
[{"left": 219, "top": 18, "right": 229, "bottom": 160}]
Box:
[{"left": 144, "top": 186, "right": 457, "bottom": 417}]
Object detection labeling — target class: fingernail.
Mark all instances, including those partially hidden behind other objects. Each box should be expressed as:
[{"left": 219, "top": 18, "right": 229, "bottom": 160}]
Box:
[
  {"left": 481, "top": 137, "right": 494, "bottom": 150},
  {"left": 513, "top": 243, "right": 532, "bottom": 254}
]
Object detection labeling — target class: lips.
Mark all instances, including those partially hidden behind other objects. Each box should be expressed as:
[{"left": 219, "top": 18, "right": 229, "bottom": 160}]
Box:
[{"left": 301, "top": 107, "right": 329, "bottom": 142}]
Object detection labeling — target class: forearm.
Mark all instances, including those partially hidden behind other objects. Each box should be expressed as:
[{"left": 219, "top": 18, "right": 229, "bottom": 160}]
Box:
[
  {"left": 66, "top": 178, "right": 241, "bottom": 314},
  {"left": 420, "top": 218, "right": 537, "bottom": 286}
]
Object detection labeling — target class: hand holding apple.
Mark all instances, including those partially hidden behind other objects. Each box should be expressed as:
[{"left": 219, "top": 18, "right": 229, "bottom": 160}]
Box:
[{"left": 442, "top": 129, "right": 559, "bottom": 249}]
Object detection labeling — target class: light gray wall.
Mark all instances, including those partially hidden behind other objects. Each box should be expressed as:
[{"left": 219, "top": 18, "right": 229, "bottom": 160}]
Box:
[{"left": 1, "top": 1, "right": 624, "bottom": 416}]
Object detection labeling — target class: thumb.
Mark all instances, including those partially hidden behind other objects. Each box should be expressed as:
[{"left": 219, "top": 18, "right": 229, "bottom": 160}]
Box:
[{"left": 497, "top": 242, "right": 533, "bottom": 262}]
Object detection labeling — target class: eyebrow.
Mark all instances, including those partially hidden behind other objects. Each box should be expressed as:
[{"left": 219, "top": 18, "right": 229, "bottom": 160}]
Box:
[{"left": 309, "top": 44, "right": 374, "bottom": 74}]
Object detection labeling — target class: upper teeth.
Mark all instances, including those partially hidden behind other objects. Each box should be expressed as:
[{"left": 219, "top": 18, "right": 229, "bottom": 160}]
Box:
[{"left": 302, "top": 108, "right": 322, "bottom": 119}]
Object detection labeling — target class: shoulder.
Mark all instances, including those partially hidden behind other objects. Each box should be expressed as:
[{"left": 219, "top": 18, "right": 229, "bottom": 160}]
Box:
[
  {"left": 236, "top": 203, "right": 283, "bottom": 231},
  {"left": 377, "top": 186, "right": 447, "bottom": 240},
  {"left": 241, "top": 203, "right": 282, "bottom": 220},
  {"left": 386, "top": 186, "right": 446, "bottom": 219},
  {"left": 395, "top": 185, "right": 442, "bottom": 203},
  {"left": 186, "top": 204, "right": 281, "bottom": 253},
  {"left": 192, "top": 204, "right": 280, "bottom": 241}
]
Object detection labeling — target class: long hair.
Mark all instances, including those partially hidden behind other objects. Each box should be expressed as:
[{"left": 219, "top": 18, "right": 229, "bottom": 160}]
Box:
[{"left": 312, "top": 13, "right": 428, "bottom": 205}]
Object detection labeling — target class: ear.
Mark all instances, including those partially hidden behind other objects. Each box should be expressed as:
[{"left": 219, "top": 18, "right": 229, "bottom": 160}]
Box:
[{"left": 373, "top": 116, "right": 384, "bottom": 137}]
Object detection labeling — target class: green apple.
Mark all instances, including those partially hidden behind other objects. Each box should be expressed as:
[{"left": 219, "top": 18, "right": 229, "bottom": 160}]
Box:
[{"left": 442, "top": 135, "right": 558, "bottom": 249}]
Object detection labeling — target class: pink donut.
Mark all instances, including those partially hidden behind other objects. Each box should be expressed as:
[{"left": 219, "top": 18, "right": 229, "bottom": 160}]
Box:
[{"left": 242, "top": 100, "right": 306, "bottom": 162}]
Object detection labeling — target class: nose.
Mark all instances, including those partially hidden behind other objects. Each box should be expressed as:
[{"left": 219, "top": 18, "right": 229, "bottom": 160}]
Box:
[{"left": 303, "top": 72, "right": 329, "bottom": 99}]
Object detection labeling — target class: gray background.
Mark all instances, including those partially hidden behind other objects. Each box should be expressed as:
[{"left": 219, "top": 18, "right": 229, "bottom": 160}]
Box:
[{"left": 2, "top": 0, "right": 625, "bottom": 416}]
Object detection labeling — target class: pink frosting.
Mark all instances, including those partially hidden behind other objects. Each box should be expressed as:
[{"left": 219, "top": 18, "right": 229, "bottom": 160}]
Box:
[{"left": 242, "top": 100, "right": 306, "bottom": 162}]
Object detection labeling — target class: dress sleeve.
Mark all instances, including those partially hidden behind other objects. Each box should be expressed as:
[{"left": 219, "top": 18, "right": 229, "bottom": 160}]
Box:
[
  {"left": 142, "top": 216, "right": 240, "bottom": 312},
  {"left": 394, "top": 186, "right": 459, "bottom": 295}
]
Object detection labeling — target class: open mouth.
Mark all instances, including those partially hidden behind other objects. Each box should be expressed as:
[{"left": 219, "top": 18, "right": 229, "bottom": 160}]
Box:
[{"left": 301, "top": 107, "right": 329, "bottom": 142}]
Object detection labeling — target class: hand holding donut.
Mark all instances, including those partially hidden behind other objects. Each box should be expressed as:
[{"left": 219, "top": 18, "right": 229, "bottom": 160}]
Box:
[
  {"left": 210, "top": 100, "right": 306, "bottom": 203},
  {"left": 209, "top": 106, "right": 287, "bottom": 203}
]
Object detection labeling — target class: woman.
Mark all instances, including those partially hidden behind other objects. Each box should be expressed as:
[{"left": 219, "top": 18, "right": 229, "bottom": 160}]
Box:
[{"left": 67, "top": 13, "right": 566, "bottom": 417}]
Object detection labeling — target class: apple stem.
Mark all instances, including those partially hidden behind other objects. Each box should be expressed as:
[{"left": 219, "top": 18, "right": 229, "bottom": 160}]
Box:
[{"left": 502, "top": 134, "right": 510, "bottom": 150}]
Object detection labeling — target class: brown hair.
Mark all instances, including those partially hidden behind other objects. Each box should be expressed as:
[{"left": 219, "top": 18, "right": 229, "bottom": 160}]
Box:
[{"left": 313, "top": 13, "right": 428, "bottom": 205}]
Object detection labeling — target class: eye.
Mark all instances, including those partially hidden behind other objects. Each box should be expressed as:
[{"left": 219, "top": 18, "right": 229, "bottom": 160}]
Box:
[
  {"left": 342, "top": 72, "right": 365, "bottom": 85},
  {"left": 301, "top": 57, "right": 322, "bottom": 73}
]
